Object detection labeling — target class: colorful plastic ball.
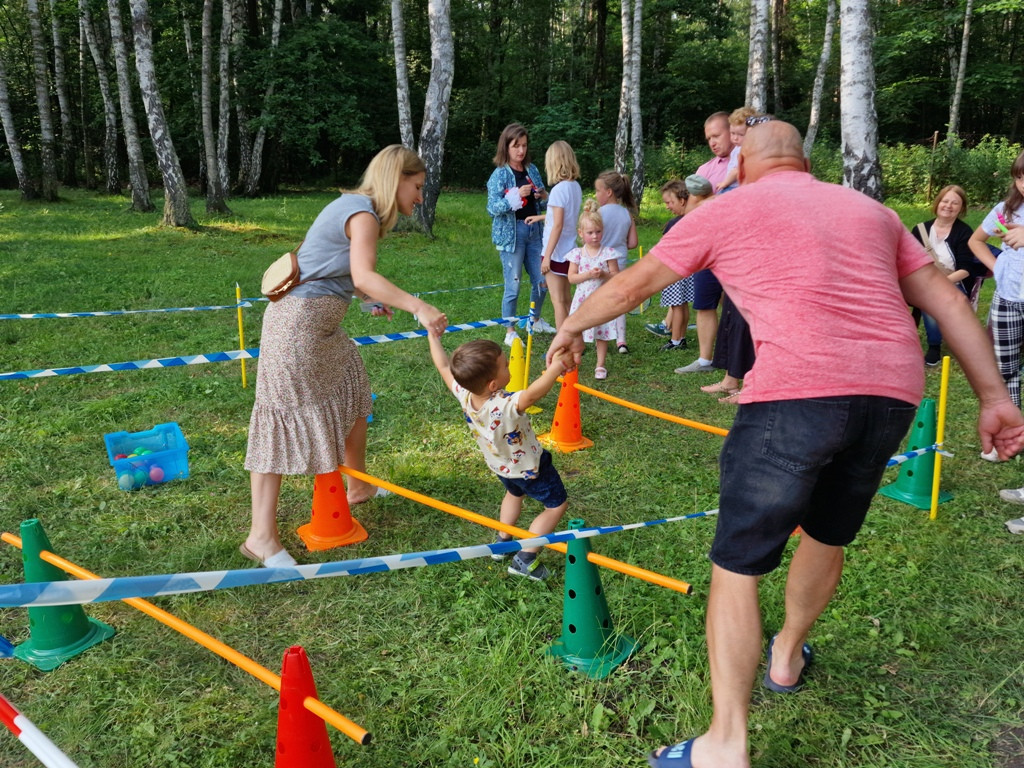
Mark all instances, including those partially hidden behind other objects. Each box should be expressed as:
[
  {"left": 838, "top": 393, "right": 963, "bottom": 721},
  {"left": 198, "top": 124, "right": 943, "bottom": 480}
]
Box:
[
  {"left": 127, "top": 453, "right": 137, "bottom": 458},
  {"left": 114, "top": 453, "right": 128, "bottom": 460},
  {"left": 118, "top": 474, "right": 135, "bottom": 491},
  {"left": 149, "top": 466, "right": 165, "bottom": 483},
  {"left": 133, "top": 469, "right": 148, "bottom": 486}
]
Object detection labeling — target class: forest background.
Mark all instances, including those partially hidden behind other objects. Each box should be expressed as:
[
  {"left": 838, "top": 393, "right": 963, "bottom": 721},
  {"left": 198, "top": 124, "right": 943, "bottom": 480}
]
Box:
[{"left": 1, "top": 0, "right": 1024, "bottom": 227}]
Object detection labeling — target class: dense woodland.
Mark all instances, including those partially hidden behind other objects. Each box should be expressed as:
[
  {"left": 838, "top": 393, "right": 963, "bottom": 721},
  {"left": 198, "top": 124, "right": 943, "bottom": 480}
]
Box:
[{"left": 1, "top": 0, "right": 1023, "bottom": 217}]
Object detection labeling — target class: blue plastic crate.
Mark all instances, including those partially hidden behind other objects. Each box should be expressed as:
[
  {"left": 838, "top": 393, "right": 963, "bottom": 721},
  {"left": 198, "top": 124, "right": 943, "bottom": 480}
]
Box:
[{"left": 103, "top": 422, "right": 190, "bottom": 491}]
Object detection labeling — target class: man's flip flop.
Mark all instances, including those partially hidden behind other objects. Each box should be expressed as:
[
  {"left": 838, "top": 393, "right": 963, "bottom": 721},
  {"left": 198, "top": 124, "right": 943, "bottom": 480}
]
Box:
[
  {"left": 646, "top": 738, "right": 696, "bottom": 767},
  {"left": 763, "top": 634, "right": 814, "bottom": 693}
]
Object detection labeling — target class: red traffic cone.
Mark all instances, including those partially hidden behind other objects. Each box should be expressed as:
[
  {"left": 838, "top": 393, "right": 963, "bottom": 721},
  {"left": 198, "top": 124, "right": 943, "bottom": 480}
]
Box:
[
  {"left": 538, "top": 369, "right": 593, "bottom": 452},
  {"left": 297, "top": 471, "right": 368, "bottom": 551},
  {"left": 275, "top": 646, "right": 336, "bottom": 768}
]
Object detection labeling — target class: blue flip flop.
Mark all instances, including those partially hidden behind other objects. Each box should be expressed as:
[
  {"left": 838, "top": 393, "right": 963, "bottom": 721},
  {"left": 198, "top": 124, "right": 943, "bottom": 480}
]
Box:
[
  {"left": 763, "top": 634, "right": 814, "bottom": 693},
  {"left": 646, "top": 738, "right": 696, "bottom": 767}
]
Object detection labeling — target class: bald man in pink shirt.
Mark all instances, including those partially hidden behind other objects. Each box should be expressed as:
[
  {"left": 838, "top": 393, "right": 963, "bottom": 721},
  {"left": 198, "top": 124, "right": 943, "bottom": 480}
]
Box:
[{"left": 547, "top": 120, "right": 1024, "bottom": 768}]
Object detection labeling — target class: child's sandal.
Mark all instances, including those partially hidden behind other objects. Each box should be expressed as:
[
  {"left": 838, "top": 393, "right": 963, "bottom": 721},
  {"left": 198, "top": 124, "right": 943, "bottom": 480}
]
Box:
[{"left": 594, "top": 366, "right": 608, "bottom": 380}]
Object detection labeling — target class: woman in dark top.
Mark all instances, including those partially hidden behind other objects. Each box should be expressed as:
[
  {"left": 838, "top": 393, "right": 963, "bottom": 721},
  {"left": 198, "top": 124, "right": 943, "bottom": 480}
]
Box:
[{"left": 910, "top": 184, "right": 987, "bottom": 366}]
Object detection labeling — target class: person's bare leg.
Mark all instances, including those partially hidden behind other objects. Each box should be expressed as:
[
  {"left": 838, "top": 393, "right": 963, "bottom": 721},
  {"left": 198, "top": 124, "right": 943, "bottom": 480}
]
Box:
[
  {"left": 548, "top": 275, "right": 570, "bottom": 329},
  {"left": 521, "top": 500, "right": 567, "bottom": 553},
  {"left": 245, "top": 472, "right": 286, "bottom": 559},
  {"left": 768, "top": 534, "right": 843, "bottom": 688},
  {"left": 669, "top": 305, "right": 685, "bottom": 342},
  {"left": 651, "top": 564, "right": 758, "bottom": 768},
  {"left": 697, "top": 308, "right": 719, "bottom": 360},
  {"left": 344, "top": 417, "right": 380, "bottom": 504}
]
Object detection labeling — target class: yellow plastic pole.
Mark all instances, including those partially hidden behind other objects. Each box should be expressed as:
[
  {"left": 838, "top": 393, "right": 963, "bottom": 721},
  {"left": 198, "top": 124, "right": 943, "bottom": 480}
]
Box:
[
  {"left": 570, "top": 379, "right": 730, "bottom": 437},
  {"left": 235, "top": 283, "right": 248, "bottom": 389},
  {"left": 523, "top": 301, "right": 541, "bottom": 414},
  {"left": 1, "top": 532, "right": 370, "bottom": 745},
  {"left": 337, "top": 466, "right": 693, "bottom": 595},
  {"left": 930, "top": 355, "right": 952, "bottom": 520}
]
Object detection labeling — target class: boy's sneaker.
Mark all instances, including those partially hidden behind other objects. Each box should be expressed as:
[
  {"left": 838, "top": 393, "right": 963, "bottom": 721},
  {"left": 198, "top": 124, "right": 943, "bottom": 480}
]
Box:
[
  {"left": 508, "top": 553, "right": 550, "bottom": 581},
  {"left": 504, "top": 329, "right": 519, "bottom": 347},
  {"left": 533, "top": 318, "right": 556, "bottom": 334},
  {"left": 1006, "top": 517, "right": 1024, "bottom": 534},
  {"left": 645, "top": 322, "right": 670, "bottom": 337},
  {"left": 491, "top": 532, "right": 513, "bottom": 560},
  {"left": 661, "top": 340, "right": 686, "bottom": 351}
]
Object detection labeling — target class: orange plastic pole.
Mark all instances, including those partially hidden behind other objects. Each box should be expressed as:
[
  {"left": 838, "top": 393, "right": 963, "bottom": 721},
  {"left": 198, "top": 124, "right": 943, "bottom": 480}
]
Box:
[
  {"left": 571, "top": 380, "right": 730, "bottom": 437},
  {"left": 337, "top": 466, "right": 693, "bottom": 595},
  {"left": 0, "top": 532, "right": 370, "bottom": 746}
]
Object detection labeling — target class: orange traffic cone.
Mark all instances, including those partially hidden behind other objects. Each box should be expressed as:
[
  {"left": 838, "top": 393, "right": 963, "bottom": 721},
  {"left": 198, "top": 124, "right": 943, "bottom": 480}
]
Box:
[
  {"left": 275, "top": 646, "right": 336, "bottom": 768},
  {"left": 538, "top": 369, "right": 593, "bottom": 453},
  {"left": 297, "top": 471, "right": 368, "bottom": 551}
]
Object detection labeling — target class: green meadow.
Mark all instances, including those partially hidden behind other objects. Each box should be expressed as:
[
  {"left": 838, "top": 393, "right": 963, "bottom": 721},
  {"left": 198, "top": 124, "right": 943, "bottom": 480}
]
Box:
[{"left": 0, "top": 188, "right": 1022, "bottom": 767}]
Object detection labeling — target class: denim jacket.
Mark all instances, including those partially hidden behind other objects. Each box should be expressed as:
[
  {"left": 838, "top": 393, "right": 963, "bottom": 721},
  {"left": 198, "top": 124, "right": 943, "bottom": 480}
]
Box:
[{"left": 486, "top": 164, "right": 546, "bottom": 252}]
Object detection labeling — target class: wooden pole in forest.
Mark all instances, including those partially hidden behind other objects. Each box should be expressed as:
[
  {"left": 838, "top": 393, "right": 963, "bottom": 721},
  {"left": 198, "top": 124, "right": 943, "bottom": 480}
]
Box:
[{"left": 926, "top": 130, "right": 939, "bottom": 202}]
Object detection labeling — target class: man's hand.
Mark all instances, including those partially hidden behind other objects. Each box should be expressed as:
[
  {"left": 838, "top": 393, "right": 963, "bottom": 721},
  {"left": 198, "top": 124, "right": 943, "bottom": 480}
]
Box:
[
  {"left": 546, "top": 328, "right": 583, "bottom": 370},
  {"left": 978, "top": 397, "right": 1024, "bottom": 460}
]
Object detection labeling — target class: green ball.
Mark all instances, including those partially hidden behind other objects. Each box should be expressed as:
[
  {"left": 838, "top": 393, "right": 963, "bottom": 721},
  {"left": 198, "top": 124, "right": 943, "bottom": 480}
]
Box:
[{"left": 133, "top": 469, "right": 147, "bottom": 487}]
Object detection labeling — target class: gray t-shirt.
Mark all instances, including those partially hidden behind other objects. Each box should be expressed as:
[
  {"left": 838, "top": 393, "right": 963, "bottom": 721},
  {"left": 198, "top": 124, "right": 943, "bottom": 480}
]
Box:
[{"left": 290, "top": 194, "right": 380, "bottom": 300}]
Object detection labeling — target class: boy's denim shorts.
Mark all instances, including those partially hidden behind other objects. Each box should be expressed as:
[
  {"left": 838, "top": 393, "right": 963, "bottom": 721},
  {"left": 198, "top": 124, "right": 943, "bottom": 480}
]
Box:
[
  {"left": 710, "top": 396, "right": 917, "bottom": 576},
  {"left": 498, "top": 450, "right": 568, "bottom": 509}
]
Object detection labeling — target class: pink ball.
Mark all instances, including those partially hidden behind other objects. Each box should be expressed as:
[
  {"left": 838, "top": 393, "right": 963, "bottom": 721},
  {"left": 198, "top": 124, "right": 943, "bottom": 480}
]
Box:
[{"left": 149, "top": 466, "right": 165, "bottom": 482}]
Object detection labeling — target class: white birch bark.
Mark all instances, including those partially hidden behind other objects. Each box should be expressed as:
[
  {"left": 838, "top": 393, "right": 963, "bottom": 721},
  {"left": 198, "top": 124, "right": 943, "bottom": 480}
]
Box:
[
  {"left": 614, "top": 0, "right": 631, "bottom": 172},
  {"left": 128, "top": 0, "right": 197, "bottom": 227},
  {"left": 416, "top": 0, "right": 454, "bottom": 234},
  {"left": 216, "top": 0, "right": 232, "bottom": 196},
  {"left": 26, "top": 0, "right": 60, "bottom": 200},
  {"left": 243, "top": 0, "right": 282, "bottom": 196},
  {"left": 0, "top": 54, "right": 37, "bottom": 198},
  {"left": 203, "top": 0, "right": 230, "bottom": 212},
  {"left": 231, "top": 0, "right": 251, "bottom": 188},
  {"left": 947, "top": 0, "right": 973, "bottom": 147},
  {"left": 839, "top": 0, "right": 882, "bottom": 200},
  {"left": 770, "top": 0, "right": 782, "bottom": 111},
  {"left": 81, "top": 0, "right": 120, "bottom": 194},
  {"left": 180, "top": 9, "right": 207, "bottom": 187},
  {"left": 629, "top": 0, "right": 644, "bottom": 200},
  {"left": 105, "top": 0, "right": 154, "bottom": 210},
  {"left": 745, "top": 0, "right": 769, "bottom": 113},
  {"left": 803, "top": 0, "right": 836, "bottom": 157},
  {"left": 392, "top": 0, "right": 415, "bottom": 149},
  {"left": 47, "top": 0, "right": 77, "bottom": 184}
]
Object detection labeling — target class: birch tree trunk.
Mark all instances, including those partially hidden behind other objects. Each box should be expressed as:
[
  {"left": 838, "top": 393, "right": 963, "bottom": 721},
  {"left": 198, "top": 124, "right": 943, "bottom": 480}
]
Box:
[
  {"left": 745, "top": 0, "right": 769, "bottom": 112},
  {"left": 416, "top": 0, "right": 454, "bottom": 235},
  {"left": 839, "top": 0, "right": 882, "bottom": 200},
  {"left": 947, "top": 0, "right": 973, "bottom": 147},
  {"left": 78, "top": 19, "right": 95, "bottom": 187},
  {"left": 243, "top": 0, "right": 282, "bottom": 196},
  {"left": 47, "top": 0, "right": 77, "bottom": 185},
  {"left": 391, "top": 0, "right": 415, "bottom": 149},
  {"left": 128, "top": 0, "right": 197, "bottom": 227},
  {"left": 216, "top": 0, "right": 232, "bottom": 197},
  {"left": 81, "top": 0, "right": 120, "bottom": 194},
  {"left": 202, "top": 0, "right": 231, "bottom": 212},
  {"left": 26, "top": 0, "right": 60, "bottom": 200},
  {"left": 180, "top": 9, "right": 207, "bottom": 188},
  {"left": 770, "top": 0, "right": 783, "bottom": 111},
  {"left": 803, "top": 0, "right": 836, "bottom": 157},
  {"left": 232, "top": 0, "right": 252, "bottom": 189},
  {"left": 628, "top": 0, "right": 644, "bottom": 200},
  {"left": 105, "top": 0, "right": 154, "bottom": 210},
  {"left": 0, "top": 55, "right": 38, "bottom": 199},
  {"left": 613, "top": 0, "right": 631, "bottom": 172}
]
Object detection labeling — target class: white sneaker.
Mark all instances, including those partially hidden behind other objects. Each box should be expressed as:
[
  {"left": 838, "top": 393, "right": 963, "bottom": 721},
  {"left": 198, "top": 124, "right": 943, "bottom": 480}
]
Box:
[
  {"left": 980, "top": 448, "right": 1002, "bottom": 462},
  {"left": 998, "top": 487, "right": 1024, "bottom": 505},
  {"left": 532, "top": 318, "right": 556, "bottom": 334},
  {"left": 504, "top": 329, "right": 519, "bottom": 347},
  {"left": 1005, "top": 517, "right": 1024, "bottom": 534}
]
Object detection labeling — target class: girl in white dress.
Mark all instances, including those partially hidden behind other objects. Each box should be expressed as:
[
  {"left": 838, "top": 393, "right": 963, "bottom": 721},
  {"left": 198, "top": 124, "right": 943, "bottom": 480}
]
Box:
[{"left": 567, "top": 199, "right": 620, "bottom": 380}]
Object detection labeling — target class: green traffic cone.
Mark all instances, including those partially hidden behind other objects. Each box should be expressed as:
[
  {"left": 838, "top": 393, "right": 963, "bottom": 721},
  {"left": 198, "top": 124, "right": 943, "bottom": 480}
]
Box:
[
  {"left": 14, "top": 519, "right": 115, "bottom": 671},
  {"left": 546, "top": 519, "right": 637, "bottom": 679},
  {"left": 879, "top": 398, "right": 952, "bottom": 510}
]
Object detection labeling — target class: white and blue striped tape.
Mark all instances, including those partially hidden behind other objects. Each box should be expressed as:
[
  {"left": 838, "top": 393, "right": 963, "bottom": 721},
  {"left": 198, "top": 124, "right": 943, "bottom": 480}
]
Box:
[
  {"left": 0, "top": 510, "right": 717, "bottom": 608},
  {"left": 886, "top": 444, "right": 951, "bottom": 467},
  {"left": 0, "top": 303, "right": 251, "bottom": 320},
  {"left": 0, "top": 317, "right": 524, "bottom": 381}
]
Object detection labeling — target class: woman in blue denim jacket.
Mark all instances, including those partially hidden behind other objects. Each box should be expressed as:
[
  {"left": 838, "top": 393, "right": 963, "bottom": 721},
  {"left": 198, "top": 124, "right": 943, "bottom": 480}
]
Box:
[{"left": 486, "top": 123, "right": 551, "bottom": 346}]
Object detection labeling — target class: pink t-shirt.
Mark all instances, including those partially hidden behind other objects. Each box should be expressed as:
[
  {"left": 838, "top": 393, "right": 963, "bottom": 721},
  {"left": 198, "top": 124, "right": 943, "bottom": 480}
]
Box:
[
  {"left": 650, "top": 170, "right": 930, "bottom": 405},
  {"left": 696, "top": 155, "right": 732, "bottom": 191}
]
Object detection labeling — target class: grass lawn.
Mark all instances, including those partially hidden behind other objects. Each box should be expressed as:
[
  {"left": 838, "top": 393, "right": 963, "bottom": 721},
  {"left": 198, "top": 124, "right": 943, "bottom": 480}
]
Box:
[{"left": 0, "top": 187, "right": 1022, "bottom": 768}]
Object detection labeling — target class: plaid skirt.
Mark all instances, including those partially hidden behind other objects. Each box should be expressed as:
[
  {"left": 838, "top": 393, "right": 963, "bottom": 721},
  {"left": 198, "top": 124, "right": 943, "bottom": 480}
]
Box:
[
  {"left": 660, "top": 276, "right": 695, "bottom": 307},
  {"left": 244, "top": 294, "right": 372, "bottom": 475}
]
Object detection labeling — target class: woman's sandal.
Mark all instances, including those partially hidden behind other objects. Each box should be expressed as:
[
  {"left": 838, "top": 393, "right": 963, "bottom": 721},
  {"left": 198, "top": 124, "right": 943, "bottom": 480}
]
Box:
[
  {"left": 700, "top": 380, "right": 739, "bottom": 395},
  {"left": 718, "top": 391, "right": 742, "bottom": 404}
]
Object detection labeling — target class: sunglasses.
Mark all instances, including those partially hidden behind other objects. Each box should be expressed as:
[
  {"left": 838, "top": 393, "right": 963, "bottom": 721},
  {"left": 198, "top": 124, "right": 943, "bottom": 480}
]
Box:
[{"left": 745, "top": 115, "right": 775, "bottom": 127}]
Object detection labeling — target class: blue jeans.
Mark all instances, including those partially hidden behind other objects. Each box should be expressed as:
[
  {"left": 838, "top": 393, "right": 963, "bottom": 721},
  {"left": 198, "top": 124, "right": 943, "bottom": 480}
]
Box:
[
  {"left": 500, "top": 220, "right": 546, "bottom": 321},
  {"left": 921, "top": 311, "right": 942, "bottom": 346},
  {"left": 711, "top": 396, "right": 917, "bottom": 575}
]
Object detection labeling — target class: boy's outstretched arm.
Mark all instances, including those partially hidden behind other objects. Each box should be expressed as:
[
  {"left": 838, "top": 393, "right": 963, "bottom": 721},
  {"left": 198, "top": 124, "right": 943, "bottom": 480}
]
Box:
[
  {"left": 427, "top": 332, "right": 455, "bottom": 391},
  {"left": 517, "top": 350, "right": 569, "bottom": 413}
]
